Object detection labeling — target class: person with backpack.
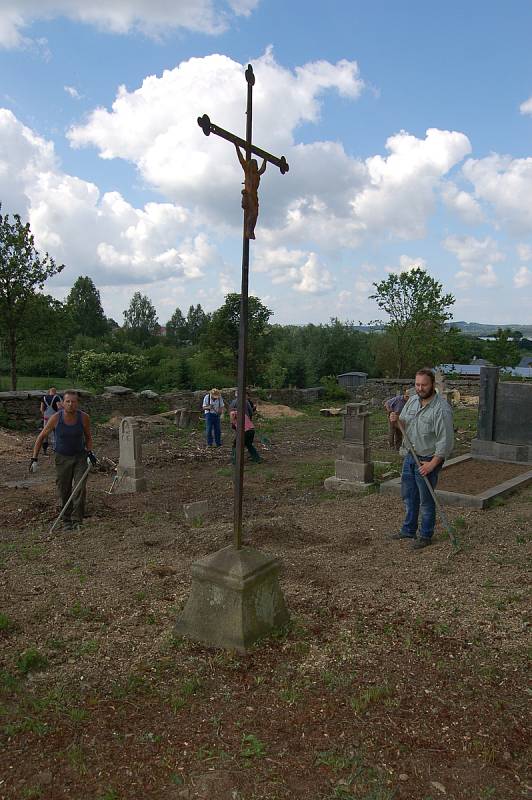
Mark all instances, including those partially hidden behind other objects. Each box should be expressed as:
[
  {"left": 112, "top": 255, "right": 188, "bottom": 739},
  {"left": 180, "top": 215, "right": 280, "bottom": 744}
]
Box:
[
  {"left": 202, "top": 388, "right": 225, "bottom": 447},
  {"left": 39, "top": 387, "right": 62, "bottom": 454}
]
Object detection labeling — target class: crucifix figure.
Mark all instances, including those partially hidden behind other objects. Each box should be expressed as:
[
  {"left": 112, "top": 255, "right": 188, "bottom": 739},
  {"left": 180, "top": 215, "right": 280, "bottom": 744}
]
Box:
[
  {"left": 235, "top": 145, "right": 266, "bottom": 240},
  {"left": 197, "top": 64, "right": 289, "bottom": 549}
]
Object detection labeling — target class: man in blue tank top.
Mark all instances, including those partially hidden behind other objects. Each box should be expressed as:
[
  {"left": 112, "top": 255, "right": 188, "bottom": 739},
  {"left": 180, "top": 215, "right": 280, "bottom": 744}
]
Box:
[{"left": 31, "top": 391, "right": 96, "bottom": 531}]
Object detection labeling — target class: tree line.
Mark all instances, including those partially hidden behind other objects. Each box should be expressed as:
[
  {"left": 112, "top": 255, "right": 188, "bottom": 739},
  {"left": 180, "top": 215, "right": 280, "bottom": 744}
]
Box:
[{"left": 0, "top": 207, "right": 528, "bottom": 391}]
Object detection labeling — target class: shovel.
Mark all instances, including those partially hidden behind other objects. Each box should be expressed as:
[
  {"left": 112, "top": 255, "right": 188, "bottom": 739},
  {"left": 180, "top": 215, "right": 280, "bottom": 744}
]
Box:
[{"left": 397, "top": 420, "right": 459, "bottom": 550}]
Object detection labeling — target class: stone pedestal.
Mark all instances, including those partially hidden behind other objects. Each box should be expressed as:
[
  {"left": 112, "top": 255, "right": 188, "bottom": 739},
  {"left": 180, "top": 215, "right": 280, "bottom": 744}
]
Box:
[
  {"left": 116, "top": 417, "right": 147, "bottom": 493},
  {"left": 324, "top": 402, "right": 374, "bottom": 492},
  {"left": 175, "top": 545, "right": 290, "bottom": 652}
]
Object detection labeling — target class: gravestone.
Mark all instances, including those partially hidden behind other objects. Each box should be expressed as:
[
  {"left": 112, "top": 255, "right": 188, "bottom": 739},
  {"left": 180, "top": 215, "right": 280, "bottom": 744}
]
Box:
[
  {"left": 471, "top": 367, "right": 532, "bottom": 463},
  {"left": 324, "top": 402, "right": 374, "bottom": 491},
  {"left": 116, "top": 417, "right": 147, "bottom": 492},
  {"left": 183, "top": 500, "right": 209, "bottom": 524}
]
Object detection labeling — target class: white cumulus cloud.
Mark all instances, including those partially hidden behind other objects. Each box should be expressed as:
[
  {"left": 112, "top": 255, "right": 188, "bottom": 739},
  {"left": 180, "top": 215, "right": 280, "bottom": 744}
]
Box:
[
  {"left": 519, "top": 96, "right": 532, "bottom": 115},
  {"left": 0, "top": 107, "right": 218, "bottom": 287},
  {"left": 351, "top": 128, "right": 471, "bottom": 239},
  {"left": 0, "top": 0, "right": 260, "bottom": 48},
  {"left": 514, "top": 266, "right": 531, "bottom": 288},
  {"left": 254, "top": 246, "right": 334, "bottom": 294},
  {"left": 462, "top": 154, "right": 532, "bottom": 234},
  {"left": 517, "top": 243, "right": 532, "bottom": 261},
  {"left": 440, "top": 181, "right": 484, "bottom": 225},
  {"left": 443, "top": 234, "right": 505, "bottom": 288}
]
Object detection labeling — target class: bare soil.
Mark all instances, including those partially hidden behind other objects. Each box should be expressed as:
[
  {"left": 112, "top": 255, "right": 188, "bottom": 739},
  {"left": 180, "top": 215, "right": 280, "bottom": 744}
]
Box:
[
  {"left": 438, "top": 458, "right": 531, "bottom": 494},
  {"left": 0, "top": 407, "right": 530, "bottom": 800}
]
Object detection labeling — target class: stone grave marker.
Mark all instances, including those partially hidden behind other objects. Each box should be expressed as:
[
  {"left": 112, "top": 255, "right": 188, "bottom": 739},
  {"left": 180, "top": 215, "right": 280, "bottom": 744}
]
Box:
[
  {"left": 324, "top": 402, "right": 374, "bottom": 491},
  {"left": 472, "top": 366, "right": 532, "bottom": 463},
  {"left": 116, "top": 417, "right": 147, "bottom": 493},
  {"left": 183, "top": 500, "right": 209, "bottom": 524}
]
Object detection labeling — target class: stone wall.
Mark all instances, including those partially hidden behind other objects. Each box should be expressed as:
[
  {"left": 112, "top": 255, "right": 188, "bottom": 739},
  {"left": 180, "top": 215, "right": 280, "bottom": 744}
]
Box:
[
  {"left": 0, "top": 379, "right": 485, "bottom": 430},
  {"left": 348, "top": 377, "right": 481, "bottom": 406},
  {"left": 0, "top": 386, "right": 326, "bottom": 429}
]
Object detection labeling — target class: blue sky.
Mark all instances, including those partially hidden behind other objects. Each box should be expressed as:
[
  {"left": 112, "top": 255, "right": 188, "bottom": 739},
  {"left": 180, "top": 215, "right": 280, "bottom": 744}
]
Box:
[{"left": 0, "top": 0, "right": 531, "bottom": 327}]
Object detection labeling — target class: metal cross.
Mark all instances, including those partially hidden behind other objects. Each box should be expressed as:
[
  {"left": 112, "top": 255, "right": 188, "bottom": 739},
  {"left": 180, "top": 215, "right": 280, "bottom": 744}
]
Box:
[{"left": 197, "top": 64, "right": 289, "bottom": 549}]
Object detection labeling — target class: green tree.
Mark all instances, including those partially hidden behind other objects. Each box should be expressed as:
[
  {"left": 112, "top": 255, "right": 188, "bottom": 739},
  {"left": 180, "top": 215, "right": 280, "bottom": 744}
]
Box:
[
  {"left": 369, "top": 268, "right": 455, "bottom": 377},
  {"left": 65, "top": 276, "right": 107, "bottom": 338},
  {"left": 166, "top": 307, "right": 188, "bottom": 345},
  {"left": 485, "top": 328, "right": 521, "bottom": 368},
  {"left": 123, "top": 292, "right": 159, "bottom": 346},
  {"left": 201, "top": 293, "right": 273, "bottom": 383},
  {"left": 186, "top": 304, "right": 209, "bottom": 344},
  {"left": 0, "top": 207, "right": 64, "bottom": 388},
  {"left": 17, "top": 293, "right": 70, "bottom": 377},
  {"left": 442, "top": 326, "right": 480, "bottom": 364}
]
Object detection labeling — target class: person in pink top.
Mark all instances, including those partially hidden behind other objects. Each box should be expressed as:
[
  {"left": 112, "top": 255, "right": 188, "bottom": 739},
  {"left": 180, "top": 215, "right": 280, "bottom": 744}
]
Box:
[{"left": 229, "top": 390, "right": 262, "bottom": 464}]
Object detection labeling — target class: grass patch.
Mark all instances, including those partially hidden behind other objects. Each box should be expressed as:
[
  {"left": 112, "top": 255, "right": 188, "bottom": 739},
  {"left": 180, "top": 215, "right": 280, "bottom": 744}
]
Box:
[
  {"left": 293, "top": 459, "right": 334, "bottom": 489},
  {"left": 0, "top": 612, "right": 18, "bottom": 633},
  {"left": 68, "top": 601, "right": 106, "bottom": 622},
  {"left": 17, "top": 649, "right": 48, "bottom": 675},
  {"left": 349, "top": 684, "right": 393, "bottom": 714},
  {"left": 240, "top": 732, "right": 266, "bottom": 759},
  {"left": 169, "top": 677, "right": 202, "bottom": 712}
]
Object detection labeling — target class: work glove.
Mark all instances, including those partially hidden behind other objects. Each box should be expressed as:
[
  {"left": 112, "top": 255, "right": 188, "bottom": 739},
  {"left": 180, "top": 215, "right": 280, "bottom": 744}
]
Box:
[
  {"left": 86, "top": 450, "right": 98, "bottom": 467},
  {"left": 29, "top": 457, "right": 39, "bottom": 473}
]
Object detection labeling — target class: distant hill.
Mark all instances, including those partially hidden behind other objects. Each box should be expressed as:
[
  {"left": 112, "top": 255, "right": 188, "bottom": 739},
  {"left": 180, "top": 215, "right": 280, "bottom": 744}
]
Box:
[
  {"left": 355, "top": 321, "right": 532, "bottom": 337},
  {"left": 445, "top": 321, "right": 532, "bottom": 337}
]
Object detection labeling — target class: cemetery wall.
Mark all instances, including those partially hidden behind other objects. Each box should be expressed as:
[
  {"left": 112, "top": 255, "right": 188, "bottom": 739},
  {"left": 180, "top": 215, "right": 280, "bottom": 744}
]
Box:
[
  {"left": 348, "top": 377, "right": 481, "bottom": 405},
  {"left": 0, "top": 386, "right": 325, "bottom": 428},
  {"left": 0, "top": 379, "right": 484, "bottom": 429}
]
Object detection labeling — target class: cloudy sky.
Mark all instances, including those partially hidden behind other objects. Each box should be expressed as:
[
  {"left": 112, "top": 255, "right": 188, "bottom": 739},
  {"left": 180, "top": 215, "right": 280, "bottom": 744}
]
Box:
[{"left": 0, "top": 0, "right": 531, "bottom": 326}]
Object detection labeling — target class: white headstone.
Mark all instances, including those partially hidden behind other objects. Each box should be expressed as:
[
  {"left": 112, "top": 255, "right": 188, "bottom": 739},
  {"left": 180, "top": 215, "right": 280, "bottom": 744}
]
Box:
[{"left": 116, "top": 417, "right": 147, "bottom": 493}]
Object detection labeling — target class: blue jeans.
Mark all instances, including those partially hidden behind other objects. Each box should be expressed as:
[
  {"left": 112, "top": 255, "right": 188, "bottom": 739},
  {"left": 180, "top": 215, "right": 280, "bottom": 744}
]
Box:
[
  {"left": 400, "top": 453, "right": 442, "bottom": 539},
  {"left": 205, "top": 412, "right": 221, "bottom": 446}
]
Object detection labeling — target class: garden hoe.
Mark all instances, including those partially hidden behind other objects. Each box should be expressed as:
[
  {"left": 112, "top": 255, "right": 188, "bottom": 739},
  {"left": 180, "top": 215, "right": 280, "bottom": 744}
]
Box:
[
  {"left": 49, "top": 462, "right": 92, "bottom": 534},
  {"left": 397, "top": 420, "right": 461, "bottom": 553}
]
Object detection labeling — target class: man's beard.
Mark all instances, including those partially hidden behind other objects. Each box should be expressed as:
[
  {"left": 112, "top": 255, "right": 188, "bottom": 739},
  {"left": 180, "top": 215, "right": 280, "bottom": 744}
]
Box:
[{"left": 416, "top": 387, "right": 434, "bottom": 399}]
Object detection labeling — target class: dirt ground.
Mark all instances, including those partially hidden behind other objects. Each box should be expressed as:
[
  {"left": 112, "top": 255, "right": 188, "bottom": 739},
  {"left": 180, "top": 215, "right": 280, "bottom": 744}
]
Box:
[
  {"left": 438, "top": 459, "right": 530, "bottom": 494},
  {"left": 0, "top": 407, "right": 530, "bottom": 800}
]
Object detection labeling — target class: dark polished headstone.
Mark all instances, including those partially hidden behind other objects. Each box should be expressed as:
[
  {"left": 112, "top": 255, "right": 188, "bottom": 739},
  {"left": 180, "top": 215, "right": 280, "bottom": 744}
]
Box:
[{"left": 477, "top": 367, "right": 499, "bottom": 441}]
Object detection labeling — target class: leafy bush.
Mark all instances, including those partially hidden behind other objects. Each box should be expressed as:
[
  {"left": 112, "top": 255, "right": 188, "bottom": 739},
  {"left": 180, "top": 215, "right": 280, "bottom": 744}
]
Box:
[
  {"left": 68, "top": 350, "right": 146, "bottom": 391},
  {"left": 319, "top": 375, "right": 350, "bottom": 401}
]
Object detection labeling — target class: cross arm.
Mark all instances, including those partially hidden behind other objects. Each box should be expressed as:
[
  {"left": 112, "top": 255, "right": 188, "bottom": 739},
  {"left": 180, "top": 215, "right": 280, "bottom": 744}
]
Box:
[{"left": 197, "top": 114, "right": 289, "bottom": 174}]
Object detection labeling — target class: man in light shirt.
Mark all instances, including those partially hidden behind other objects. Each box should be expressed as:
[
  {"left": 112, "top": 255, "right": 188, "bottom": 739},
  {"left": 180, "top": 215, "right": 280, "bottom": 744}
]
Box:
[
  {"left": 389, "top": 368, "right": 454, "bottom": 550},
  {"left": 202, "top": 388, "right": 224, "bottom": 447}
]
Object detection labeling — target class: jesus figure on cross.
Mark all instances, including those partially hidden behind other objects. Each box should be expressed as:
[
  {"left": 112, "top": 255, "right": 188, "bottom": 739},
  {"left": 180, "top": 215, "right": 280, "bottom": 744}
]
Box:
[{"left": 235, "top": 145, "right": 267, "bottom": 239}]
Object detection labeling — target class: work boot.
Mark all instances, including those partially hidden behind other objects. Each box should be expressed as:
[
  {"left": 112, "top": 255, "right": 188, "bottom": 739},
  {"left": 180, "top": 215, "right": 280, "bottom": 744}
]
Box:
[
  {"left": 389, "top": 531, "right": 416, "bottom": 540},
  {"left": 72, "top": 521, "right": 83, "bottom": 531},
  {"left": 412, "top": 537, "right": 432, "bottom": 550},
  {"left": 63, "top": 520, "right": 73, "bottom": 531}
]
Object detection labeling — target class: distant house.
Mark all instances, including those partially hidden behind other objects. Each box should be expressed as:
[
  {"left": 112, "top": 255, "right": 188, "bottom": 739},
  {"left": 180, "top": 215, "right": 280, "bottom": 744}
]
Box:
[{"left": 337, "top": 372, "right": 368, "bottom": 390}]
